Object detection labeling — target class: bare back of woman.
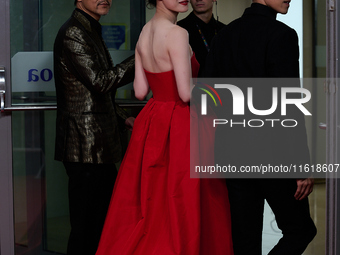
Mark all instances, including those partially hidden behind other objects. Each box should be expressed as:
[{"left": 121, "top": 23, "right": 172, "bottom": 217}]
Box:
[{"left": 134, "top": 0, "right": 193, "bottom": 102}]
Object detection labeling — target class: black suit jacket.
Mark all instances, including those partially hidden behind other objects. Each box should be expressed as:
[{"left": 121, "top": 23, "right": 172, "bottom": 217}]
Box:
[
  {"left": 204, "top": 3, "right": 310, "bottom": 169},
  {"left": 205, "top": 3, "right": 300, "bottom": 78},
  {"left": 178, "top": 12, "right": 225, "bottom": 76}
]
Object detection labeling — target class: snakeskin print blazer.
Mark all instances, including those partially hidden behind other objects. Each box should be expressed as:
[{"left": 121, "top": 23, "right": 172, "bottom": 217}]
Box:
[{"left": 53, "top": 9, "right": 135, "bottom": 164}]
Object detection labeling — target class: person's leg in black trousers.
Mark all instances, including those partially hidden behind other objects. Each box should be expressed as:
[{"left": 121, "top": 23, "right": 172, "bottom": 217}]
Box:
[
  {"left": 226, "top": 179, "right": 265, "bottom": 255},
  {"left": 64, "top": 162, "right": 117, "bottom": 255},
  {"left": 265, "top": 179, "right": 316, "bottom": 255}
]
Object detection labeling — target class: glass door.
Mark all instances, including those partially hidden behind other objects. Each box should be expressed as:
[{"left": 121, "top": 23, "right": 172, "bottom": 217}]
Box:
[{"left": 0, "top": 0, "right": 145, "bottom": 254}]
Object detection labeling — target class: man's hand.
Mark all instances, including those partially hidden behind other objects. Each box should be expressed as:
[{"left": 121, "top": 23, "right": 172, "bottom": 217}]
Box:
[
  {"left": 125, "top": 117, "right": 135, "bottom": 131},
  {"left": 294, "top": 178, "right": 314, "bottom": 200}
]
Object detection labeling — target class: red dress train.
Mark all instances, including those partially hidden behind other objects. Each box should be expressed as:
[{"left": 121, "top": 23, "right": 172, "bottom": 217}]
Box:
[{"left": 96, "top": 54, "right": 234, "bottom": 255}]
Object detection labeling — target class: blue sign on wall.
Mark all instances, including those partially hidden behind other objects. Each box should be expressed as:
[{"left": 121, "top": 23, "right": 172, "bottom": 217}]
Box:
[{"left": 102, "top": 24, "right": 126, "bottom": 50}]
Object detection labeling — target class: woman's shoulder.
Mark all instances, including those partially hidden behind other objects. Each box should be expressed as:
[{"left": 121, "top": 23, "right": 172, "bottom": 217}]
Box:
[
  {"left": 139, "top": 21, "right": 151, "bottom": 36},
  {"left": 136, "top": 22, "right": 152, "bottom": 48},
  {"left": 167, "top": 25, "right": 189, "bottom": 44},
  {"left": 171, "top": 24, "right": 188, "bottom": 36}
]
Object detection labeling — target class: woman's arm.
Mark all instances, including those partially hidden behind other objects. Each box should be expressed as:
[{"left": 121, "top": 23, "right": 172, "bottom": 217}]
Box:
[
  {"left": 133, "top": 44, "right": 150, "bottom": 100},
  {"left": 168, "top": 26, "right": 192, "bottom": 103}
]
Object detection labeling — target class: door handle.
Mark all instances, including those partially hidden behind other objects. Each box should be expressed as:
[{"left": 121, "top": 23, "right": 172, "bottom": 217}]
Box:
[
  {"left": 319, "top": 122, "right": 326, "bottom": 130},
  {"left": 0, "top": 66, "right": 5, "bottom": 112}
]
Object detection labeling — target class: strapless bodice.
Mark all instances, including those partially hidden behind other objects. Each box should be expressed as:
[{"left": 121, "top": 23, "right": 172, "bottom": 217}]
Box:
[
  {"left": 143, "top": 53, "right": 200, "bottom": 102},
  {"left": 144, "top": 70, "right": 179, "bottom": 101}
]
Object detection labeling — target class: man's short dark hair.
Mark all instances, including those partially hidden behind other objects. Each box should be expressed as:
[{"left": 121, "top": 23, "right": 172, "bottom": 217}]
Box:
[{"left": 74, "top": 0, "right": 77, "bottom": 6}]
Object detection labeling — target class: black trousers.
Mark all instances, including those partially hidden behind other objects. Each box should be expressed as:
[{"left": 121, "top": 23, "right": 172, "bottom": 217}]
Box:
[
  {"left": 226, "top": 179, "right": 317, "bottom": 255},
  {"left": 64, "top": 162, "right": 117, "bottom": 255}
]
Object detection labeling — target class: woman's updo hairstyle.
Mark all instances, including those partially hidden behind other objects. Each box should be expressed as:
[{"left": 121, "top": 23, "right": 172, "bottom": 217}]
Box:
[{"left": 146, "top": 0, "right": 157, "bottom": 8}]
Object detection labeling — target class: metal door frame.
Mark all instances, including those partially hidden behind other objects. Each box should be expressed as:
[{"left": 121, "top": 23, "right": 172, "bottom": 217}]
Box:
[
  {"left": 326, "top": 0, "right": 340, "bottom": 254},
  {"left": 0, "top": 0, "right": 15, "bottom": 253}
]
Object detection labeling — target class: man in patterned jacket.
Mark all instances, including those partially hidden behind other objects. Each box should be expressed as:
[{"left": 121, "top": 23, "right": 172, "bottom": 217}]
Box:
[{"left": 53, "top": 0, "right": 134, "bottom": 254}]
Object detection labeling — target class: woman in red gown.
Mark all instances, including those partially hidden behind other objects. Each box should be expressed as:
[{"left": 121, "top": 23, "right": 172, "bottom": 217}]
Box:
[{"left": 96, "top": 0, "right": 233, "bottom": 254}]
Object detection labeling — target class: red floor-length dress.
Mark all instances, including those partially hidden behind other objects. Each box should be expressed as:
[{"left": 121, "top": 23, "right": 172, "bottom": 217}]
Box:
[{"left": 96, "top": 54, "right": 234, "bottom": 255}]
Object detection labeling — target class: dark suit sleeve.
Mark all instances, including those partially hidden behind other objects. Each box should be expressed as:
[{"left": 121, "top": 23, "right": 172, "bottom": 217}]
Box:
[
  {"left": 64, "top": 27, "right": 135, "bottom": 94},
  {"left": 268, "top": 28, "right": 310, "bottom": 166}
]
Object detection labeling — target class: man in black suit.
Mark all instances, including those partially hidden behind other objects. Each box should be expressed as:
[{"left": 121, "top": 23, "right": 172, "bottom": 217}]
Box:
[
  {"left": 204, "top": 1, "right": 316, "bottom": 254},
  {"left": 177, "top": 0, "right": 225, "bottom": 76}
]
